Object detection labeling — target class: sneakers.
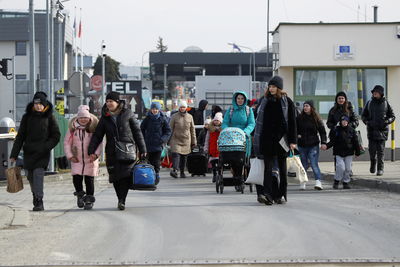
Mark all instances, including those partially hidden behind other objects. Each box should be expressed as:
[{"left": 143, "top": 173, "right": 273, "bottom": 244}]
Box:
[
  {"left": 170, "top": 169, "right": 178, "bottom": 178},
  {"left": 377, "top": 170, "right": 384, "bottom": 176},
  {"left": 299, "top": 182, "right": 306, "bottom": 190},
  {"left": 314, "top": 180, "right": 323, "bottom": 190},
  {"left": 83, "top": 195, "right": 95, "bottom": 210},
  {"left": 333, "top": 180, "right": 339, "bottom": 189},
  {"left": 118, "top": 200, "right": 125, "bottom": 210},
  {"left": 343, "top": 182, "right": 351, "bottom": 189}
]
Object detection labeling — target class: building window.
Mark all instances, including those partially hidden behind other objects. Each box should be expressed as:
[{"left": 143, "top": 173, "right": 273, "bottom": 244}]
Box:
[
  {"left": 205, "top": 92, "right": 233, "bottom": 111},
  {"left": 294, "top": 68, "right": 386, "bottom": 117},
  {"left": 15, "top": 41, "right": 27, "bottom": 56},
  {"left": 15, "top": 74, "right": 27, "bottom": 80}
]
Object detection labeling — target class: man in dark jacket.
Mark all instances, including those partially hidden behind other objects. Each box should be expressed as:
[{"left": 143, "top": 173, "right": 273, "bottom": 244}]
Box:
[
  {"left": 193, "top": 99, "right": 208, "bottom": 137},
  {"left": 361, "top": 85, "right": 396, "bottom": 176},
  {"left": 140, "top": 101, "right": 172, "bottom": 185},
  {"left": 10, "top": 91, "right": 61, "bottom": 211},
  {"left": 88, "top": 91, "right": 147, "bottom": 210}
]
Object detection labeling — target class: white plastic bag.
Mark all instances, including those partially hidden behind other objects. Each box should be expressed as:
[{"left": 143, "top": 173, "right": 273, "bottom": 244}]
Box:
[
  {"left": 287, "top": 151, "right": 308, "bottom": 183},
  {"left": 245, "top": 158, "right": 264, "bottom": 185}
]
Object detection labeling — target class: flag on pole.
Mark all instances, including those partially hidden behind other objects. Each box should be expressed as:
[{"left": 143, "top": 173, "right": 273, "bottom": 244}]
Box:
[
  {"left": 232, "top": 43, "right": 242, "bottom": 52},
  {"left": 78, "top": 19, "right": 82, "bottom": 38}
]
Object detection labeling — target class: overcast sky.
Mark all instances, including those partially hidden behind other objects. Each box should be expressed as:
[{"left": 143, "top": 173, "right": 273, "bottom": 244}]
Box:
[{"left": 1, "top": 0, "right": 399, "bottom": 66}]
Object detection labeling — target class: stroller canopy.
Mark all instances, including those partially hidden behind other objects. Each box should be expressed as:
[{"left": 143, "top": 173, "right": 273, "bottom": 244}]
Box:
[{"left": 218, "top": 127, "right": 246, "bottom": 152}]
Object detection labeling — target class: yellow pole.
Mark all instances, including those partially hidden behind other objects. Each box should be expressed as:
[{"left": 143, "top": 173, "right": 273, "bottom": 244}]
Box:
[{"left": 391, "top": 121, "right": 396, "bottom": 161}]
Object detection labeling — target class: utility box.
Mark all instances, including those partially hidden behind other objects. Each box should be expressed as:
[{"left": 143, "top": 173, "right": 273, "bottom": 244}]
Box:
[{"left": 0, "top": 117, "right": 16, "bottom": 180}]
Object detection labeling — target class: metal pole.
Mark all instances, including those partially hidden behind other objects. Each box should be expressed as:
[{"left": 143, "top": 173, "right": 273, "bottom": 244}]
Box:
[
  {"left": 163, "top": 64, "right": 167, "bottom": 109},
  {"left": 29, "top": 0, "right": 36, "bottom": 93},
  {"left": 49, "top": 0, "right": 55, "bottom": 173},
  {"left": 391, "top": 121, "right": 396, "bottom": 161},
  {"left": 266, "top": 0, "right": 270, "bottom": 72},
  {"left": 101, "top": 49, "right": 106, "bottom": 104},
  {"left": 46, "top": 0, "right": 51, "bottom": 94},
  {"left": 12, "top": 56, "right": 16, "bottom": 122}
]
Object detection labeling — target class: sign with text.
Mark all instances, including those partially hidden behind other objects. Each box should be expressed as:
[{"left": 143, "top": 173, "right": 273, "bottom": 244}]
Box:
[{"left": 334, "top": 44, "right": 355, "bottom": 60}]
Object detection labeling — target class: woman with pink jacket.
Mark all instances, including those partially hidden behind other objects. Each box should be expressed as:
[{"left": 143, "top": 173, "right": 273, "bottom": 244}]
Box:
[{"left": 64, "top": 105, "right": 101, "bottom": 210}]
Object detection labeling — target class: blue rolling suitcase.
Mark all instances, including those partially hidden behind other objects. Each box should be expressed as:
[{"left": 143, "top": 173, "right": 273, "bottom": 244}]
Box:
[{"left": 131, "top": 161, "right": 157, "bottom": 191}]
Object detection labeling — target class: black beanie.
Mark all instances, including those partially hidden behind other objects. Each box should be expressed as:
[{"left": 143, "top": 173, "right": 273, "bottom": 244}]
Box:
[
  {"left": 371, "top": 85, "right": 384, "bottom": 96},
  {"left": 268, "top": 76, "right": 283, "bottom": 89},
  {"left": 106, "top": 91, "right": 120, "bottom": 103},
  {"left": 304, "top": 100, "right": 315, "bottom": 109},
  {"left": 335, "top": 91, "right": 347, "bottom": 103},
  {"left": 33, "top": 91, "right": 48, "bottom": 106}
]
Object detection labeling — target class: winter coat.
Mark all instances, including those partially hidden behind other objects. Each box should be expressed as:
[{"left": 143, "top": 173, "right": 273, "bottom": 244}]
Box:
[
  {"left": 193, "top": 100, "right": 208, "bottom": 126},
  {"left": 204, "top": 124, "right": 221, "bottom": 158},
  {"left": 327, "top": 102, "right": 359, "bottom": 129},
  {"left": 253, "top": 94, "right": 297, "bottom": 158},
  {"left": 64, "top": 115, "right": 101, "bottom": 177},
  {"left": 327, "top": 125, "right": 361, "bottom": 157},
  {"left": 88, "top": 101, "right": 146, "bottom": 183},
  {"left": 140, "top": 111, "right": 172, "bottom": 153},
  {"left": 361, "top": 97, "right": 396, "bottom": 141},
  {"left": 169, "top": 111, "right": 196, "bottom": 155},
  {"left": 296, "top": 113, "right": 327, "bottom": 147},
  {"left": 10, "top": 102, "right": 61, "bottom": 170},
  {"left": 197, "top": 127, "right": 208, "bottom": 149},
  {"left": 221, "top": 91, "right": 255, "bottom": 136}
]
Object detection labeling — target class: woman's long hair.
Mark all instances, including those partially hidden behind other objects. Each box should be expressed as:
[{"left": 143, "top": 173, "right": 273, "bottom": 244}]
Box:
[
  {"left": 265, "top": 88, "right": 286, "bottom": 99},
  {"left": 300, "top": 105, "right": 322, "bottom": 126}
]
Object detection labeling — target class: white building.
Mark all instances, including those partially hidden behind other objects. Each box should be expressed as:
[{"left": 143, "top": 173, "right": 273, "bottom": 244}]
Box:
[{"left": 272, "top": 22, "right": 400, "bottom": 149}]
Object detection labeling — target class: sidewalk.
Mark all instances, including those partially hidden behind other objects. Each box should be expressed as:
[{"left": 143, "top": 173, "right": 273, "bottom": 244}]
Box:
[
  {"left": 319, "top": 160, "right": 400, "bottom": 193},
  {"left": 0, "top": 167, "right": 109, "bottom": 230}
]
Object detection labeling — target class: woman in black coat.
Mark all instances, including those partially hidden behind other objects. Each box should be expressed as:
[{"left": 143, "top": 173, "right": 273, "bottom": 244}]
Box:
[
  {"left": 10, "top": 91, "right": 61, "bottom": 211},
  {"left": 88, "top": 92, "right": 146, "bottom": 210},
  {"left": 327, "top": 91, "right": 359, "bottom": 130},
  {"left": 253, "top": 76, "right": 297, "bottom": 205}
]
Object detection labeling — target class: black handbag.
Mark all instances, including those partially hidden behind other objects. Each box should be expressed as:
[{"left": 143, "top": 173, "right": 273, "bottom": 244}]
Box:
[{"left": 114, "top": 138, "right": 137, "bottom": 162}]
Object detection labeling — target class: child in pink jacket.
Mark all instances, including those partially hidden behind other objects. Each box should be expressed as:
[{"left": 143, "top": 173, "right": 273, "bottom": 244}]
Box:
[{"left": 64, "top": 105, "right": 101, "bottom": 210}]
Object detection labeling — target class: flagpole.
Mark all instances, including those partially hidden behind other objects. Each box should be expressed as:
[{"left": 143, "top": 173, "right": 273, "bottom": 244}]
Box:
[
  {"left": 74, "top": 6, "right": 78, "bottom": 72},
  {"left": 79, "top": 8, "right": 84, "bottom": 105}
]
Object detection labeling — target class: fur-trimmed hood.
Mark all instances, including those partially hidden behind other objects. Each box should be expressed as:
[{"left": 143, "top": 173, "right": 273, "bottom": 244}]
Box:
[
  {"left": 68, "top": 114, "right": 99, "bottom": 133},
  {"left": 25, "top": 101, "right": 54, "bottom": 117}
]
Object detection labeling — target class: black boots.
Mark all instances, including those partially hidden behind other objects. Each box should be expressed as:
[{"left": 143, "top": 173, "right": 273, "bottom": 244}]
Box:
[
  {"left": 377, "top": 162, "right": 384, "bottom": 176},
  {"left": 83, "top": 195, "right": 95, "bottom": 210},
  {"left": 370, "top": 159, "right": 377, "bottom": 174},
  {"left": 333, "top": 180, "right": 339, "bottom": 189},
  {"left": 74, "top": 191, "right": 85, "bottom": 208},
  {"left": 33, "top": 197, "right": 44, "bottom": 211},
  {"left": 170, "top": 169, "right": 178, "bottom": 178},
  {"left": 118, "top": 199, "right": 125, "bottom": 210},
  {"left": 180, "top": 171, "right": 186, "bottom": 178},
  {"left": 342, "top": 182, "right": 351, "bottom": 189}
]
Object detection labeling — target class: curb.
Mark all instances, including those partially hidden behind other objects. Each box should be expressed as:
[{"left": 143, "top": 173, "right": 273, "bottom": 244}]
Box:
[{"left": 323, "top": 172, "right": 400, "bottom": 194}]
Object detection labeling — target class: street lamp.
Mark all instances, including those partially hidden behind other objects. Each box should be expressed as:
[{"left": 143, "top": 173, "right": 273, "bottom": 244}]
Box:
[
  {"left": 101, "top": 40, "right": 106, "bottom": 105},
  {"left": 228, "top": 43, "right": 256, "bottom": 99}
]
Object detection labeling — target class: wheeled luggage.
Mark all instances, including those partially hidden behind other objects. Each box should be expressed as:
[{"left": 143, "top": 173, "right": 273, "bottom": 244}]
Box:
[
  {"left": 131, "top": 161, "right": 157, "bottom": 191},
  {"left": 187, "top": 147, "right": 208, "bottom": 176}
]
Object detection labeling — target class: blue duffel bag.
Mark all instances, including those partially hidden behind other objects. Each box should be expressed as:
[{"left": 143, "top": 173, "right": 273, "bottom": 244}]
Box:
[{"left": 131, "top": 161, "right": 157, "bottom": 191}]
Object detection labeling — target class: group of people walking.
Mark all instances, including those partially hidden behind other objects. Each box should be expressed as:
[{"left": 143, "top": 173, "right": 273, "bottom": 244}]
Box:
[{"left": 9, "top": 75, "right": 395, "bottom": 211}]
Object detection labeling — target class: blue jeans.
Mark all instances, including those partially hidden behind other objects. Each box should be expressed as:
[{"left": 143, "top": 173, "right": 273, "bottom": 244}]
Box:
[{"left": 298, "top": 145, "right": 322, "bottom": 181}]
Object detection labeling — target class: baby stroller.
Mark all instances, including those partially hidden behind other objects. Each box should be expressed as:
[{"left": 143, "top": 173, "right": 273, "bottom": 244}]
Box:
[{"left": 216, "top": 127, "right": 252, "bottom": 194}]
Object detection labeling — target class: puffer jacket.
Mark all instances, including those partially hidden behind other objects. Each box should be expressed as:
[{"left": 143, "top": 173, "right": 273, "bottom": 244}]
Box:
[
  {"left": 10, "top": 101, "right": 60, "bottom": 170},
  {"left": 296, "top": 113, "right": 327, "bottom": 147},
  {"left": 140, "top": 111, "right": 171, "bottom": 153},
  {"left": 327, "top": 102, "right": 359, "bottom": 129},
  {"left": 64, "top": 115, "right": 101, "bottom": 177},
  {"left": 88, "top": 101, "right": 146, "bottom": 182},
  {"left": 204, "top": 124, "right": 222, "bottom": 158},
  {"left": 327, "top": 125, "right": 361, "bottom": 157},
  {"left": 361, "top": 97, "right": 395, "bottom": 141},
  {"left": 221, "top": 91, "right": 255, "bottom": 136}
]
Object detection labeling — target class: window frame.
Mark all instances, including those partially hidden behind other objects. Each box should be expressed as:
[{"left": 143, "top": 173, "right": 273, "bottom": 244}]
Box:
[{"left": 15, "top": 41, "right": 27, "bottom": 56}]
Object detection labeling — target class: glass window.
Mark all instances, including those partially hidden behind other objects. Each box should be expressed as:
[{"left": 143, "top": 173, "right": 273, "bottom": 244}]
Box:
[
  {"left": 15, "top": 41, "right": 27, "bottom": 56},
  {"left": 295, "top": 70, "right": 336, "bottom": 96},
  {"left": 15, "top": 74, "right": 27, "bottom": 80}
]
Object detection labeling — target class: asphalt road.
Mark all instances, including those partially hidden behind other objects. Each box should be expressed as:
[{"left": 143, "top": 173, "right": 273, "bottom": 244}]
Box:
[{"left": 0, "top": 172, "right": 400, "bottom": 266}]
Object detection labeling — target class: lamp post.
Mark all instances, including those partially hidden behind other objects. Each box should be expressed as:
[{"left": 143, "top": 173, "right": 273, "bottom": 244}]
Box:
[
  {"left": 101, "top": 40, "right": 106, "bottom": 104},
  {"left": 228, "top": 43, "right": 255, "bottom": 99},
  {"left": 141, "top": 49, "right": 157, "bottom": 80}
]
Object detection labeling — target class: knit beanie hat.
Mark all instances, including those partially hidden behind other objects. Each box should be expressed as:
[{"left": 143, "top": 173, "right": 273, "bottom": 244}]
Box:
[
  {"left": 178, "top": 100, "right": 188, "bottom": 108},
  {"left": 77, "top": 105, "right": 91, "bottom": 118},
  {"left": 268, "top": 76, "right": 283, "bottom": 89},
  {"left": 33, "top": 91, "right": 48, "bottom": 106},
  {"left": 106, "top": 91, "right": 120, "bottom": 103},
  {"left": 150, "top": 101, "right": 162, "bottom": 110},
  {"left": 341, "top": 115, "right": 350, "bottom": 122},
  {"left": 335, "top": 91, "right": 347, "bottom": 103},
  {"left": 204, "top": 118, "right": 212, "bottom": 126},
  {"left": 213, "top": 112, "right": 223, "bottom": 123},
  {"left": 304, "top": 100, "right": 315, "bottom": 109},
  {"left": 371, "top": 85, "right": 384, "bottom": 96}
]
